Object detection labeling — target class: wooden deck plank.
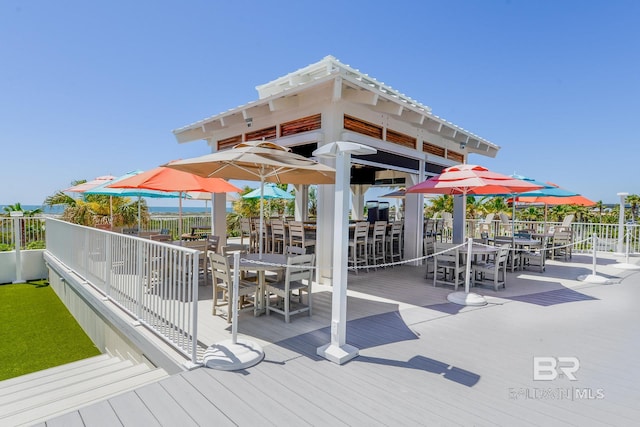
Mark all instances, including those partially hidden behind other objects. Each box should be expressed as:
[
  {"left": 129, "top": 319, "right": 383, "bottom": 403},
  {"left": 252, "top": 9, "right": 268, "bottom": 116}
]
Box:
[
  {"left": 31, "top": 253, "right": 640, "bottom": 425},
  {"left": 154, "top": 374, "right": 235, "bottom": 427},
  {"left": 76, "top": 400, "right": 123, "bottom": 427},
  {"left": 134, "top": 382, "right": 200, "bottom": 427},
  {"left": 107, "top": 391, "right": 161, "bottom": 426}
]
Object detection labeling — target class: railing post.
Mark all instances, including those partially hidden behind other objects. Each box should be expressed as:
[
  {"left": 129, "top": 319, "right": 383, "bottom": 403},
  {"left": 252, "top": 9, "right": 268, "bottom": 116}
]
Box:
[
  {"left": 136, "top": 239, "right": 144, "bottom": 319},
  {"left": 11, "top": 211, "right": 23, "bottom": 283},
  {"left": 231, "top": 251, "right": 240, "bottom": 344},
  {"left": 105, "top": 232, "right": 112, "bottom": 297},
  {"left": 190, "top": 250, "right": 199, "bottom": 366},
  {"left": 591, "top": 234, "right": 598, "bottom": 276}
]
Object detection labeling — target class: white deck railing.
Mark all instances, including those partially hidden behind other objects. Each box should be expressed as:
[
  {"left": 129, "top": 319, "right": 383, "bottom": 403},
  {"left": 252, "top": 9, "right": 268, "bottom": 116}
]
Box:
[
  {"left": 0, "top": 216, "right": 47, "bottom": 249},
  {"left": 465, "top": 219, "right": 639, "bottom": 253},
  {"left": 45, "top": 218, "right": 201, "bottom": 365}
]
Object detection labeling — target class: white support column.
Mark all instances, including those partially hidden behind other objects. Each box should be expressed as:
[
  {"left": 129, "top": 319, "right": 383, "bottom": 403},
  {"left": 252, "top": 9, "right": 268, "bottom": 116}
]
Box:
[
  {"left": 314, "top": 141, "right": 376, "bottom": 365},
  {"left": 350, "top": 184, "right": 368, "bottom": 220},
  {"left": 212, "top": 193, "right": 227, "bottom": 247},
  {"left": 452, "top": 195, "right": 466, "bottom": 244},
  {"left": 403, "top": 173, "right": 424, "bottom": 264},
  {"left": 294, "top": 184, "right": 309, "bottom": 221}
]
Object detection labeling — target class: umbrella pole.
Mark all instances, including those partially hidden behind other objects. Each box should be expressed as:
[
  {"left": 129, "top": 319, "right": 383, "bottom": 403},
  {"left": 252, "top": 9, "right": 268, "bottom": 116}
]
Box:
[
  {"left": 259, "top": 179, "right": 264, "bottom": 259},
  {"left": 179, "top": 192, "right": 183, "bottom": 239},
  {"left": 210, "top": 192, "right": 215, "bottom": 237},
  {"left": 446, "top": 237, "right": 488, "bottom": 307},
  {"left": 110, "top": 196, "right": 113, "bottom": 230},
  {"left": 137, "top": 196, "right": 141, "bottom": 231},
  {"left": 202, "top": 251, "right": 265, "bottom": 370}
]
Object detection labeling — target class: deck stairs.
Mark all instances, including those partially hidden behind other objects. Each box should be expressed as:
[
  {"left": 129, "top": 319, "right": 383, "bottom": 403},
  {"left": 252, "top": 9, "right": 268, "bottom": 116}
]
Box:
[{"left": 0, "top": 354, "right": 169, "bottom": 426}]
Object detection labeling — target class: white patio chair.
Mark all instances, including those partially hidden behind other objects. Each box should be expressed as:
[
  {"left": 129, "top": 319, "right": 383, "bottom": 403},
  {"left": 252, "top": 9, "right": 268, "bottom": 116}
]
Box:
[
  {"left": 265, "top": 253, "right": 315, "bottom": 323},
  {"left": 473, "top": 245, "right": 509, "bottom": 291},
  {"left": 208, "top": 252, "right": 258, "bottom": 323}
]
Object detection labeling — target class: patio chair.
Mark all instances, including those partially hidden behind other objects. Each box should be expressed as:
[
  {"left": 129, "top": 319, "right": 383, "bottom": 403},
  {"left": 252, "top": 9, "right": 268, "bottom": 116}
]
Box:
[
  {"left": 423, "top": 233, "right": 436, "bottom": 278},
  {"left": 386, "top": 220, "right": 403, "bottom": 263},
  {"left": 551, "top": 229, "right": 573, "bottom": 261},
  {"left": 288, "top": 221, "right": 315, "bottom": 254},
  {"left": 270, "top": 218, "right": 287, "bottom": 254},
  {"left": 268, "top": 245, "right": 305, "bottom": 283},
  {"left": 239, "top": 218, "right": 257, "bottom": 253},
  {"left": 181, "top": 240, "right": 210, "bottom": 284},
  {"left": 561, "top": 214, "right": 575, "bottom": 228},
  {"left": 499, "top": 213, "right": 512, "bottom": 236},
  {"left": 208, "top": 252, "right": 258, "bottom": 322},
  {"left": 207, "top": 235, "right": 220, "bottom": 254},
  {"left": 479, "top": 213, "right": 495, "bottom": 237},
  {"left": 222, "top": 243, "right": 255, "bottom": 281},
  {"left": 473, "top": 245, "right": 509, "bottom": 291},
  {"left": 433, "top": 243, "right": 464, "bottom": 291},
  {"left": 522, "top": 237, "right": 547, "bottom": 273},
  {"left": 265, "top": 253, "right": 315, "bottom": 323},
  {"left": 349, "top": 221, "right": 369, "bottom": 273},
  {"left": 367, "top": 221, "right": 387, "bottom": 270}
]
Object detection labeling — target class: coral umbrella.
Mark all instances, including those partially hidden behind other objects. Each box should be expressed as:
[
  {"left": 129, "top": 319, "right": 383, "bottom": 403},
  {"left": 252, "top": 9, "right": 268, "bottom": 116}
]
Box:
[{"left": 107, "top": 165, "right": 241, "bottom": 237}]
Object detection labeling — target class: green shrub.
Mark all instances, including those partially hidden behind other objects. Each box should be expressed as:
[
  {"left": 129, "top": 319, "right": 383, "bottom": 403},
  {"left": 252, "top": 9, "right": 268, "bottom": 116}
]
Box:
[
  {"left": 27, "top": 240, "right": 46, "bottom": 250},
  {"left": 0, "top": 243, "right": 12, "bottom": 252}
]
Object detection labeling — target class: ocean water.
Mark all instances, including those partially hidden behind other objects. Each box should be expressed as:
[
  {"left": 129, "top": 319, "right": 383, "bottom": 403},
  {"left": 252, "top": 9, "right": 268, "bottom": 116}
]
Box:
[{"left": 2, "top": 205, "right": 225, "bottom": 216}]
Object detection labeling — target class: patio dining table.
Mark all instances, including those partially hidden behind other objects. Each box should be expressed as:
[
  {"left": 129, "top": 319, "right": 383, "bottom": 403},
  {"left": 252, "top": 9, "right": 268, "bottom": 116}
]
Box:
[
  {"left": 495, "top": 236, "right": 543, "bottom": 271},
  {"left": 237, "top": 253, "right": 287, "bottom": 315}
]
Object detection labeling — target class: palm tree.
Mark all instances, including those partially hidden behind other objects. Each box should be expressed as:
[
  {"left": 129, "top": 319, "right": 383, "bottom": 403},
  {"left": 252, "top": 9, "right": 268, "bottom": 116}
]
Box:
[
  {"left": 626, "top": 194, "right": 640, "bottom": 222},
  {"left": 482, "top": 197, "right": 510, "bottom": 216},
  {"left": 3, "top": 203, "right": 42, "bottom": 217},
  {"left": 425, "top": 195, "right": 453, "bottom": 218},
  {"left": 44, "top": 191, "right": 77, "bottom": 208}
]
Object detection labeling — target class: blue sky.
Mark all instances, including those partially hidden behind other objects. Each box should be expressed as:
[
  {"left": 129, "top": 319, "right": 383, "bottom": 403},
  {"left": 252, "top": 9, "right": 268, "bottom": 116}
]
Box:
[{"left": 2, "top": 0, "right": 638, "bottom": 206}]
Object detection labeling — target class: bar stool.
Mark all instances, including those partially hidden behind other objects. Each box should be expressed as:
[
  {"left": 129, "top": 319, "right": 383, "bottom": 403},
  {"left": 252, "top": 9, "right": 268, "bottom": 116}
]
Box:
[
  {"left": 349, "top": 222, "right": 369, "bottom": 273},
  {"left": 367, "top": 221, "right": 387, "bottom": 270},
  {"left": 270, "top": 218, "right": 286, "bottom": 254},
  {"left": 288, "top": 221, "right": 315, "bottom": 254},
  {"left": 386, "top": 221, "right": 403, "bottom": 264}
]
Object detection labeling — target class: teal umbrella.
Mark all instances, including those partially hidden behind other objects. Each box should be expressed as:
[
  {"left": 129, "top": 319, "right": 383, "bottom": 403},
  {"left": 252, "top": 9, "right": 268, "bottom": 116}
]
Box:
[
  {"left": 242, "top": 183, "right": 294, "bottom": 200},
  {"left": 507, "top": 174, "right": 578, "bottom": 228},
  {"left": 510, "top": 174, "right": 577, "bottom": 198}
]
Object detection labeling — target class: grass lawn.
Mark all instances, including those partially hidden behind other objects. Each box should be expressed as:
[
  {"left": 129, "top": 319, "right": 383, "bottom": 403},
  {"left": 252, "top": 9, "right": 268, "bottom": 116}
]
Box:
[{"left": 0, "top": 280, "right": 101, "bottom": 381}]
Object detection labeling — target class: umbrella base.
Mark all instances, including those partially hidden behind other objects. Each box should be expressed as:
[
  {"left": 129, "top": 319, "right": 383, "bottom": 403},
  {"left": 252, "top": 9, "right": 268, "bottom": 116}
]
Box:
[
  {"left": 317, "top": 343, "right": 359, "bottom": 365},
  {"left": 578, "top": 274, "right": 615, "bottom": 285},
  {"left": 203, "top": 339, "right": 264, "bottom": 371},
  {"left": 447, "top": 291, "right": 488, "bottom": 306}
]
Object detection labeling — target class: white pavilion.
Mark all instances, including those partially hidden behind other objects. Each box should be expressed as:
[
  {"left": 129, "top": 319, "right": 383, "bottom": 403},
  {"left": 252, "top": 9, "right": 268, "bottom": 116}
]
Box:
[{"left": 172, "top": 56, "right": 500, "bottom": 285}]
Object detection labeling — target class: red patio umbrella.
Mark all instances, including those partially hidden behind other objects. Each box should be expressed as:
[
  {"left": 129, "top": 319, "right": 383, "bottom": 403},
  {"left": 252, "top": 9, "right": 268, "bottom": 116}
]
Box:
[
  {"left": 406, "top": 164, "right": 543, "bottom": 306},
  {"left": 406, "top": 164, "right": 543, "bottom": 196},
  {"left": 107, "top": 165, "right": 241, "bottom": 237}
]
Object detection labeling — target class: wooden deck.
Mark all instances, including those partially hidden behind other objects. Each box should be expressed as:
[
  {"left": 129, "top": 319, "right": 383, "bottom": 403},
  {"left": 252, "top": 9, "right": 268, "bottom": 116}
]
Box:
[{"left": 38, "top": 253, "right": 640, "bottom": 426}]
